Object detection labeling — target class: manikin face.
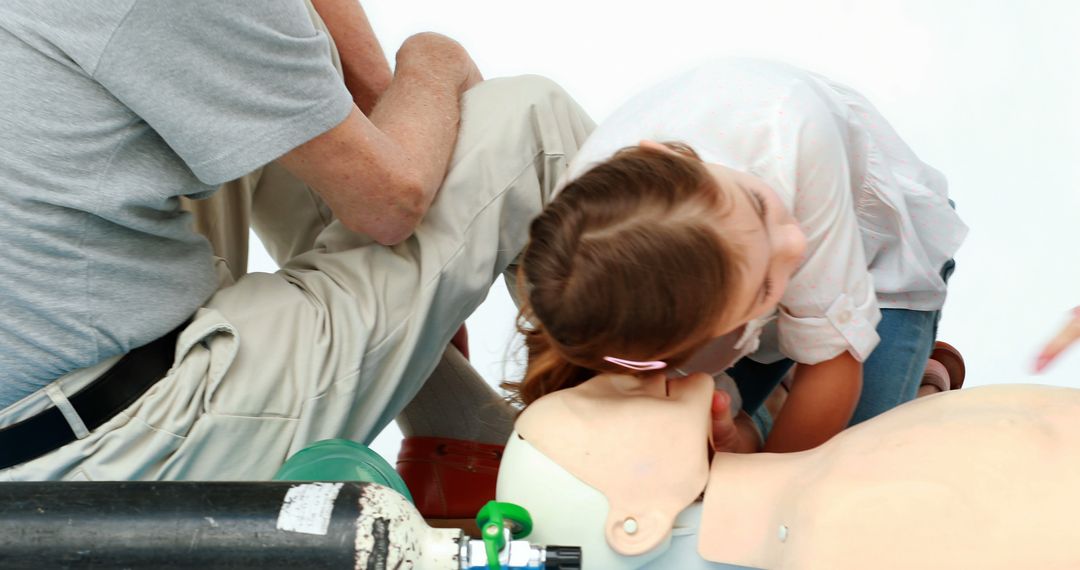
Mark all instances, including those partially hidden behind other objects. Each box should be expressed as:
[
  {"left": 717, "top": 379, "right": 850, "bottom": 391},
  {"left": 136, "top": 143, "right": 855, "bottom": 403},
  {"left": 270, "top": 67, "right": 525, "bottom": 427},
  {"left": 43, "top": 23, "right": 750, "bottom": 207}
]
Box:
[{"left": 638, "top": 141, "right": 807, "bottom": 337}]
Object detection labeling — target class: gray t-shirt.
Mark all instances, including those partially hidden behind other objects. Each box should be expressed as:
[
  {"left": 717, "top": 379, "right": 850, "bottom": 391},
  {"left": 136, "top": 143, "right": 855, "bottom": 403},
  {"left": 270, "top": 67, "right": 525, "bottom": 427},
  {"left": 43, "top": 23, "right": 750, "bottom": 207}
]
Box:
[{"left": 0, "top": 0, "right": 354, "bottom": 407}]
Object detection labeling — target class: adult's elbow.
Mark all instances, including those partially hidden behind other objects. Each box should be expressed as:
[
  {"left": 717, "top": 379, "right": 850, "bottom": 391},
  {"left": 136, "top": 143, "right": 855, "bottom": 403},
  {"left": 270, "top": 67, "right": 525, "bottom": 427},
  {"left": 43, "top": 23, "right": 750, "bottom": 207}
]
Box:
[
  {"left": 343, "top": 174, "right": 427, "bottom": 246},
  {"left": 368, "top": 212, "right": 420, "bottom": 246}
]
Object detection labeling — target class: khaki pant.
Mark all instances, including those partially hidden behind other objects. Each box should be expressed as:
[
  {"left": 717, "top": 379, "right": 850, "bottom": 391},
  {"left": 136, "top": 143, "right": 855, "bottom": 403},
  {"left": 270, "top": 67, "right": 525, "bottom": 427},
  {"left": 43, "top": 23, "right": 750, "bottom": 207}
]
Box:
[{"left": 0, "top": 69, "right": 593, "bottom": 480}]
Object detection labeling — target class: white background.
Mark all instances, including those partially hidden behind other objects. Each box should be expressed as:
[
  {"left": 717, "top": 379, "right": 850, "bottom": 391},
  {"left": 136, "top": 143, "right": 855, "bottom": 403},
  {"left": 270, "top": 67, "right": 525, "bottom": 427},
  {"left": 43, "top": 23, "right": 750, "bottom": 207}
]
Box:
[{"left": 250, "top": 1, "right": 1080, "bottom": 461}]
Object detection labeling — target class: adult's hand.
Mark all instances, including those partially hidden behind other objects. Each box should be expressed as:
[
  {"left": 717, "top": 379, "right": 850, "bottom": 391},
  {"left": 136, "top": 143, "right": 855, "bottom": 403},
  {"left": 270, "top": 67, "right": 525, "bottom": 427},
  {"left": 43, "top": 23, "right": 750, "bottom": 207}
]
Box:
[
  {"left": 393, "top": 32, "right": 479, "bottom": 95},
  {"left": 1034, "top": 306, "right": 1080, "bottom": 373},
  {"left": 462, "top": 56, "right": 484, "bottom": 92},
  {"left": 278, "top": 32, "right": 479, "bottom": 245}
]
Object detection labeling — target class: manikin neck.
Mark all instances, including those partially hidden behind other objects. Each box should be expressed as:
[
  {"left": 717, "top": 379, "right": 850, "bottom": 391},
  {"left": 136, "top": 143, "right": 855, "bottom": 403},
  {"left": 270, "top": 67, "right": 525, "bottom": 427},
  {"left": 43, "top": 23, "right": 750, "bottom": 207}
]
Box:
[{"left": 700, "top": 451, "right": 818, "bottom": 568}]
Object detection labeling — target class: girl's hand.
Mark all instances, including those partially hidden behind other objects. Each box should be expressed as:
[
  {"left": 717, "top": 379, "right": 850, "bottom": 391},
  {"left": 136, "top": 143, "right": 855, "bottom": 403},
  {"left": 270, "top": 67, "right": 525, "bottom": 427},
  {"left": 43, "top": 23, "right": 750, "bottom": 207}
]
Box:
[
  {"left": 1034, "top": 306, "right": 1080, "bottom": 373},
  {"left": 710, "top": 390, "right": 761, "bottom": 453}
]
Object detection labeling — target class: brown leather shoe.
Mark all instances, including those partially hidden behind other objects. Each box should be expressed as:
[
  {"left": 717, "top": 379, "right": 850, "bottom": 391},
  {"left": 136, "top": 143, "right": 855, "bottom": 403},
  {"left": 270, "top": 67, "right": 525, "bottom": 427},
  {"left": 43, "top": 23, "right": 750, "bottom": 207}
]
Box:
[
  {"left": 396, "top": 436, "right": 503, "bottom": 526},
  {"left": 931, "top": 341, "right": 965, "bottom": 390}
]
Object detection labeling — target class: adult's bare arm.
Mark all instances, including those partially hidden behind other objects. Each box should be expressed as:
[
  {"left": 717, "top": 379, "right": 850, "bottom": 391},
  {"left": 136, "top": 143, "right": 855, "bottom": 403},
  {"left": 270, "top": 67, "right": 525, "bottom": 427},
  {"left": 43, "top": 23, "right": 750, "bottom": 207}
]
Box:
[
  {"left": 278, "top": 33, "right": 482, "bottom": 245},
  {"left": 310, "top": 0, "right": 391, "bottom": 114}
]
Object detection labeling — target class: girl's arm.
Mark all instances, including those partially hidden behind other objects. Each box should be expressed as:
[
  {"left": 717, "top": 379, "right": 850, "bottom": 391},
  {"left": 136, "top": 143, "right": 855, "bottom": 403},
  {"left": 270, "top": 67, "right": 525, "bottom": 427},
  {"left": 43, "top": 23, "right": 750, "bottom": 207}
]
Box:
[
  {"left": 762, "top": 352, "right": 861, "bottom": 453},
  {"left": 760, "top": 87, "right": 875, "bottom": 453}
]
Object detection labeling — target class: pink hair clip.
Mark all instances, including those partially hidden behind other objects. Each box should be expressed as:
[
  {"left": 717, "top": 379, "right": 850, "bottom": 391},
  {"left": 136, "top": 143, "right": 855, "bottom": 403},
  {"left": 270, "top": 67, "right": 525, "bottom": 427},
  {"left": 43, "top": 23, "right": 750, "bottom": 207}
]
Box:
[{"left": 602, "top": 356, "right": 667, "bottom": 371}]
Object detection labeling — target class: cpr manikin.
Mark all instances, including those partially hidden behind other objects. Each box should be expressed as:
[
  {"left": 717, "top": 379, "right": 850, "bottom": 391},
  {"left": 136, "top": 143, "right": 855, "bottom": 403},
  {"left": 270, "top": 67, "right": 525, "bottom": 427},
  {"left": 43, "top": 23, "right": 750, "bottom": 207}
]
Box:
[{"left": 497, "top": 375, "right": 1080, "bottom": 569}]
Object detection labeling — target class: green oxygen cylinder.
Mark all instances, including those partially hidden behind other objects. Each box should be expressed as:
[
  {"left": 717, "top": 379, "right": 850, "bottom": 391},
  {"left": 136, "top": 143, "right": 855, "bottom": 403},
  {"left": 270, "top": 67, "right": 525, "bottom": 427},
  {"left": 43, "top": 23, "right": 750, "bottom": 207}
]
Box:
[{"left": 273, "top": 438, "right": 414, "bottom": 503}]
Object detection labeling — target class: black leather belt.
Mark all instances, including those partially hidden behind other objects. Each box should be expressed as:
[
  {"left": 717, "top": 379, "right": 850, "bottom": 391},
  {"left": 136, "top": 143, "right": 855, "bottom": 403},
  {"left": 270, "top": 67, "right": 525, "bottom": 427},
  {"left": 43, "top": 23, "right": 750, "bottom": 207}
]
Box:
[{"left": 0, "top": 320, "right": 188, "bottom": 470}]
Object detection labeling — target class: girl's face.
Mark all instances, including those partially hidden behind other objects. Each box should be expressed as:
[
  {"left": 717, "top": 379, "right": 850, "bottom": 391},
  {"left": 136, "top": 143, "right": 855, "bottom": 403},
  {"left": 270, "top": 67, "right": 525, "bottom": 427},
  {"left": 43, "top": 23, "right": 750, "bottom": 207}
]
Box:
[
  {"left": 705, "top": 162, "right": 806, "bottom": 335},
  {"left": 636, "top": 140, "right": 806, "bottom": 336}
]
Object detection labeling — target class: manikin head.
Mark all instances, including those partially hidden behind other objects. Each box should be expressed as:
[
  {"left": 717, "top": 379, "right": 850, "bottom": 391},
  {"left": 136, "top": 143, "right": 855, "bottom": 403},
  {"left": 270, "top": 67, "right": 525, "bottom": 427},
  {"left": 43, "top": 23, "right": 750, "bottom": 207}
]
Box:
[{"left": 505, "top": 142, "right": 806, "bottom": 405}]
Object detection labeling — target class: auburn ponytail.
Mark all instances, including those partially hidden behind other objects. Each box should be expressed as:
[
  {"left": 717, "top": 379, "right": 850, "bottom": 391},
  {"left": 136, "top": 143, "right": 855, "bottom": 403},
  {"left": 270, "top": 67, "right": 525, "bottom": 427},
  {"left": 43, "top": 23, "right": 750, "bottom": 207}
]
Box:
[{"left": 502, "top": 309, "right": 594, "bottom": 406}]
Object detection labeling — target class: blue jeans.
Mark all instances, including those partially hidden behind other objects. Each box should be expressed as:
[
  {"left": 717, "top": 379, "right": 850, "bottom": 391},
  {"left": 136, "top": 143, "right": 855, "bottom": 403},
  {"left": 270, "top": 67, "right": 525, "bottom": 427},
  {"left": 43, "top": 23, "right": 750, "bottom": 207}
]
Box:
[{"left": 732, "top": 258, "right": 956, "bottom": 429}]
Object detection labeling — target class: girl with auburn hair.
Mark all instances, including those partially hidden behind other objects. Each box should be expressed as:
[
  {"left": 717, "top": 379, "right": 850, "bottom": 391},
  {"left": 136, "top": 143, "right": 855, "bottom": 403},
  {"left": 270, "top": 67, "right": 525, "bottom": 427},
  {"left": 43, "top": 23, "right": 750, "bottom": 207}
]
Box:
[
  {"left": 508, "top": 143, "right": 745, "bottom": 403},
  {"left": 505, "top": 59, "right": 967, "bottom": 453}
]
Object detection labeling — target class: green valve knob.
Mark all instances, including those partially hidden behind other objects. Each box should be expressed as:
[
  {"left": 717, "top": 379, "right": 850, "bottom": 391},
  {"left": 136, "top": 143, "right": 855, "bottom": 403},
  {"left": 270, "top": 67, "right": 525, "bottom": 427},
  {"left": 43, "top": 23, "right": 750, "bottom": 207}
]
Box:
[{"left": 476, "top": 501, "right": 534, "bottom": 570}]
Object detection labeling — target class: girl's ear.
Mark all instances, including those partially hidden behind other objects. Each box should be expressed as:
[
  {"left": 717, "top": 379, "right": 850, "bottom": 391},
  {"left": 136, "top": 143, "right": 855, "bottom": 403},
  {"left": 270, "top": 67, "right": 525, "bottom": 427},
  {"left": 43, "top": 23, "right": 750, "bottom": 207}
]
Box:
[{"left": 637, "top": 139, "right": 675, "bottom": 154}]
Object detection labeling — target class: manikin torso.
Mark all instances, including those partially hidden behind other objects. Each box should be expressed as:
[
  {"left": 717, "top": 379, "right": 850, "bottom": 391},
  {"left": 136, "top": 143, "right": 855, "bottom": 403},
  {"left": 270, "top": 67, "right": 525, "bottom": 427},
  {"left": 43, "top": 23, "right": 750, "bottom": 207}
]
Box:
[{"left": 497, "top": 375, "right": 1080, "bottom": 570}]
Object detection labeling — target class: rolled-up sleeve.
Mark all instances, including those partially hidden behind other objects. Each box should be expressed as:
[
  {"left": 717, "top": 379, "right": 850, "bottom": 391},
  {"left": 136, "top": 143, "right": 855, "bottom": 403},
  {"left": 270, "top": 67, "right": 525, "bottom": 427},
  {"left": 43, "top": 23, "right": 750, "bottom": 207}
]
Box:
[
  {"left": 779, "top": 276, "right": 881, "bottom": 363},
  {"left": 773, "top": 87, "right": 881, "bottom": 364}
]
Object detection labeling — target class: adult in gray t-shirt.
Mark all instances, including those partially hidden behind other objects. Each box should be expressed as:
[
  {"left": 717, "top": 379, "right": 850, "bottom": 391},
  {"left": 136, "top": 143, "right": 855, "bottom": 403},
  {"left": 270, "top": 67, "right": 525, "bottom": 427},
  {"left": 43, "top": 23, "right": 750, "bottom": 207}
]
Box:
[
  {"left": 0, "top": 0, "right": 593, "bottom": 483},
  {"left": 0, "top": 1, "right": 479, "bottom": 407}
]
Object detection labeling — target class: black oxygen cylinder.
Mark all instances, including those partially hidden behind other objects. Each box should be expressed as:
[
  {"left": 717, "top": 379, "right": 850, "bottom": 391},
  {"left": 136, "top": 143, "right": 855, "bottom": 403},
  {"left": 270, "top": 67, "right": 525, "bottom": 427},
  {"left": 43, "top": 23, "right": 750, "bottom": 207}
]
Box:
[{"left": 0, "top": 481, "right": 463, "bottom": 569}]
